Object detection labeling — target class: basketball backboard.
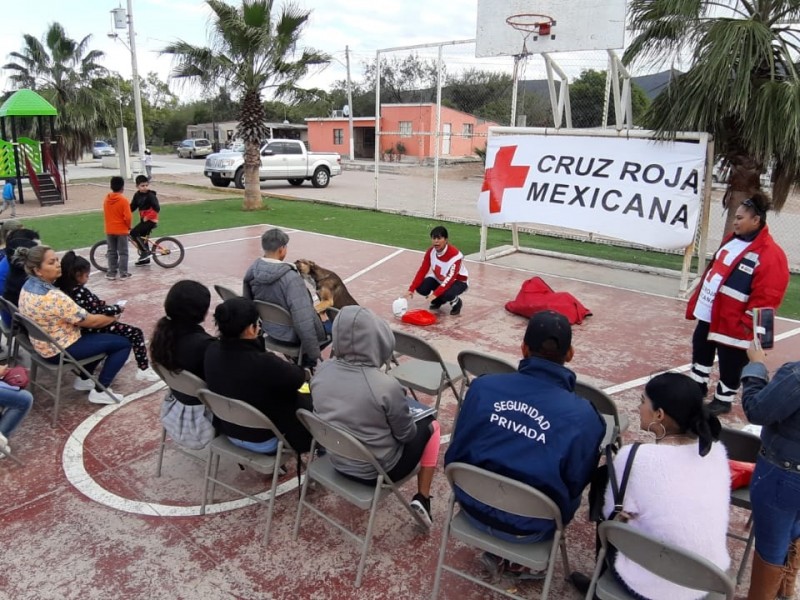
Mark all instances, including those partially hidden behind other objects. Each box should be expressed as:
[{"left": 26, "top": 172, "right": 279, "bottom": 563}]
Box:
[{"left": 475, "top": 0, "right": 626, "bottom": 58}]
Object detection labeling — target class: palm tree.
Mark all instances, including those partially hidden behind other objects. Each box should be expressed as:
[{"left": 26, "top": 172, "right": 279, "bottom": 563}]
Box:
[
  {"left": 624, "top": 1, "right": 800, "bottom": 234},
  {"left": 3, "top": 23, "right": 114, "bottom": 162},
  {"left": 162, "top": 0, "right": 330, "bottom": 210}
]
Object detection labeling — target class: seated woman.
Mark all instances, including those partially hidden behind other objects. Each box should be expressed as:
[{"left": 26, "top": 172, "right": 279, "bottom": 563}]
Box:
[
  {"left": 149, "top": 280, "right": 216, "bottom": 450},
  {"left": 601, "top": 372, "right": 730, "bottom": 600},
  {"left": 0, "top": 364, "right": 34, "bottom": 457},
  {"left": 310, "top": 305, "right": 441, "bottom": 527},
  {"left": 16, "top": 246, "right": 132, "bottom": 404},
  {"left": 204, "top": 297, "right": 313, "bottom": 454}
]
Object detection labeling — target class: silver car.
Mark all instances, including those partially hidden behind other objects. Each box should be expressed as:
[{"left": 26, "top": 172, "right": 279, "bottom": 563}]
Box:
[
  {"left": 92, "top": 141, "right": 116, "bottom": 159},
  {"left": 177, "top": 138, "right": 213, "bottom": 159}
]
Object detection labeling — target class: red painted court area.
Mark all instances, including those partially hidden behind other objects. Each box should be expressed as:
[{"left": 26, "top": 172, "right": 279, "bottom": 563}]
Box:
[{"left": 2, "top": 224, "right": 798, "bottom": 600}]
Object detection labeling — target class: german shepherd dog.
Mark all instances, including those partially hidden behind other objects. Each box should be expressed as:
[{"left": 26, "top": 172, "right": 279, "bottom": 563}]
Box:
[{"left": 295, "top": 259, "right": 359, "bottom": 313}]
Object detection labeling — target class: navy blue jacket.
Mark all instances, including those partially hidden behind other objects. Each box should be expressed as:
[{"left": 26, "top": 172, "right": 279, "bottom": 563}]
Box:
[
  {"left": 445, "top": 357, "right": 605, "bottom": 535},
  {"left": 742, "top": 360, "right": 800, "bottom": 465}
]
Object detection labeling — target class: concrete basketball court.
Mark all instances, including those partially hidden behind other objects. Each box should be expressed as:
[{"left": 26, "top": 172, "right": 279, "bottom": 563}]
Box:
[{"left": 2, "top": 224, "right": 799, "bottom": 600}]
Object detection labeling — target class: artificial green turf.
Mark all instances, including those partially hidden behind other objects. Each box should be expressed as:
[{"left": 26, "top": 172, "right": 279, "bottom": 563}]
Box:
[{"left": 24, "top": 195, "right": 800, "bottom": 318}]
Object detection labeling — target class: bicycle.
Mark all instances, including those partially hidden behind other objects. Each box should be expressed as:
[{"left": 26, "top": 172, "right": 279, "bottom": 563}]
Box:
[{"left": 89, "top": 233, "right": 185, "bottom": 272}]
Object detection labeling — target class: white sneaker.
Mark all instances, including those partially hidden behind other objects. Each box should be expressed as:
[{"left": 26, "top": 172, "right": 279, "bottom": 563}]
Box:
[
  {"left": 88, "top": 387, "right": 123, "bottom": 405},
  {"left": 135, "top": 367, "right": 161, "bottom": 382},
  {"left": 0, "top": 432, "right": 9, "bottom": 454},
  {"left": 73, "top": 377, "right": 96, "bottom": 391}
]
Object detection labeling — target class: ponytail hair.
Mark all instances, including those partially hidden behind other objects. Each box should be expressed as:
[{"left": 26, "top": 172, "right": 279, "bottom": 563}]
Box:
[
  {"left": 149, "top": 280, "right": 211, "bottom": 371},
  {"left": 645, "top": 372, "right": 721, "bottom": 457},
  {"left": 56, "top": 250, "right": 91, "bottom": 293}
]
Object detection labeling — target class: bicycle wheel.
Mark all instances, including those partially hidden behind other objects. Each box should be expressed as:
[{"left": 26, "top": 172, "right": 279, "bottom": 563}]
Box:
[
  {"left": 89, "top": 240, "right": 110, "bottom": 272},
  {"left": 150, "top": 236, "right": 185, "bottom": 269}
]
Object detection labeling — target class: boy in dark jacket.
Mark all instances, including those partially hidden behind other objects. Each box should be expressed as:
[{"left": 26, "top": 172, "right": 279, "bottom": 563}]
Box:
[{"left": 129, "top": 175, "right": 160, "bottom": 266}]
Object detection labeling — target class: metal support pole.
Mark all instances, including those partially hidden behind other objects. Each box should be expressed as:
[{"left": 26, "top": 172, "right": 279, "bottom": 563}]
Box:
[
  {"left": 432, "top": 45, "right": 443, "bottom": 217},
  {"left": 510, "top": 55, "right": 523, "bottom": 127},
  {"left": 127, "top": 0, "right": 147, "bottom": 177},
  {"left": 345, "top": 45, "right": 355, "bottom": 161},
  {"left": 373, "top": 50, "right": 381, "bottom": 210}
]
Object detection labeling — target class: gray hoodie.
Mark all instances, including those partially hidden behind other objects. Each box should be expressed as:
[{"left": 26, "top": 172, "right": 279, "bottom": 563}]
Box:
[
  {"left": 243, "top": 257, "right": 326, "bottom": 361},
  {"left": 311, "top": 306, "right": 416, "bottom": 478}
]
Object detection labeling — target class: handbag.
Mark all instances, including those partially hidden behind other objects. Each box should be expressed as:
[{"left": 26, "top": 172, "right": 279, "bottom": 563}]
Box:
[
  {"left": 588, "top": 443, "right": 641, "bottom": 522},
  {"left": 160, "top": 391, "right": 216, "bottom": 450},
  {"left": 2, "top": 366, "right": 29, "bottom": 388}
]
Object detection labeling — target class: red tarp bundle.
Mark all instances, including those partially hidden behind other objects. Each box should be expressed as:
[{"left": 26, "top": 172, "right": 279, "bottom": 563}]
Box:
[{"left": 505, "top": 277, "right": 592, "bottom": 324}]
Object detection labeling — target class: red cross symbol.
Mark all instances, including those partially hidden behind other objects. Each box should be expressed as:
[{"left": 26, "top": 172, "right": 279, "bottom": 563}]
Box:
[
  {"left": 482, "top": 145, "right": 530, "bottom": 213},
  {"left": 705, "top": 249, "right": 730, "bottom": 283}
]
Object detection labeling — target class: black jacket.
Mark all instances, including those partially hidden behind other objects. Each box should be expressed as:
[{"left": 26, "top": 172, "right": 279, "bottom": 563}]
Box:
[
  {"left": 203, "top": 338, "right": 312, "bottom": 452},
  {"left": 130, "top": 190, "right": 160, "bottom": 218},
  {"left": 171, "top": 324, "right": 215, "bottom": 406}
]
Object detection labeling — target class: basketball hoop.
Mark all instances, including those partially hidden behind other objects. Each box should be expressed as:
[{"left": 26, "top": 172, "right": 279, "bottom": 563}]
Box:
[{"left": 506, "top": 13, "right": 557, "bottom": 54}]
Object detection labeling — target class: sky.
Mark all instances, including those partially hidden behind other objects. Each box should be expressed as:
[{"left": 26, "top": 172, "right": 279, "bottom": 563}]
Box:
[{"left": 0, "top": 0, "right": 495, "bottom": 103}]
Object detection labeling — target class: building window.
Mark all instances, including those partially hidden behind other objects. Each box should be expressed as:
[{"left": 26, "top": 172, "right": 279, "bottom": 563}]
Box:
[
  {"left": 462, "top": 123, "right": 474, "bottom": 136},
  {"left": 399, "top": 121, "right": 412, "bottom": 137},
  {"left": 333, "top": 128, "right": 344, "bottom": 145}
]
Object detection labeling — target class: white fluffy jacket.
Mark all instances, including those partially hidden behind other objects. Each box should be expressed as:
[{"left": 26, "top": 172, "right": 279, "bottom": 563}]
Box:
[{"left": 603, "top": 441, "right": 730, "bottom": 600}]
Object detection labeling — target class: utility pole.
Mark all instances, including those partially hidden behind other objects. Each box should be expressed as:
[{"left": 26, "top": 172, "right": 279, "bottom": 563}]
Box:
[
  {"left": 127, "top": 0, "right": 147, "bottom": 174},
  {"left": 345, "top": 45, "right": 355, "bottom": 160}
]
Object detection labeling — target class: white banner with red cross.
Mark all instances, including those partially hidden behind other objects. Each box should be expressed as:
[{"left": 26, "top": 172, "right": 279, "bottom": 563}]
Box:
[{"left": 477, "top": 134, "right": 707, "bottom": 250}]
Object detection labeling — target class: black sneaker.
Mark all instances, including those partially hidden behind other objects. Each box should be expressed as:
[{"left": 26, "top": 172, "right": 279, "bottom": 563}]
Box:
[
  {"left": 450, "top": 297, "right": 463, "bottom": 316},
  {"left": 707, "top": 399, "right": 732, "bottom": 415},
  {"left": 410, "top": 493, "right": 432, "bottom": 528},
  {"left": 135, "top": 257, "right": 151, "bottom": 266},
  {"left": 428, "top": 300, "right": 443, "bottom": 311}
]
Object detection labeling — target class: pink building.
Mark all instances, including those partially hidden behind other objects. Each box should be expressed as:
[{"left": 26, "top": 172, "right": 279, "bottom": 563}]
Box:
[{"left": 305, "top": 104, "right": 497, "bottom": 160}]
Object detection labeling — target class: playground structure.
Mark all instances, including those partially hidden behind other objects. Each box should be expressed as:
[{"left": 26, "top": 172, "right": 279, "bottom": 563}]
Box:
[{"left": 0, "top": 89, "right": 66, "bottom": 207}]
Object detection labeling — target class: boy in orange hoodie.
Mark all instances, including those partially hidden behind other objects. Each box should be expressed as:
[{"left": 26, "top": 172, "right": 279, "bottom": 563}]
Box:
[{"left": 103, "top": 176, "right": 133, "bottom": 279}]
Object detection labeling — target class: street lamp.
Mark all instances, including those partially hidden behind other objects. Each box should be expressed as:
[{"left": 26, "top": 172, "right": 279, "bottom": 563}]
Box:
[{"left": 110, "top": 1, "right": 147, "bottom": 179}]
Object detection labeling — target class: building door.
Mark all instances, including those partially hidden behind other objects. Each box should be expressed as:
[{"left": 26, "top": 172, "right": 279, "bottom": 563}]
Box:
[{"left": 441, "top": 123, "right": 452, "bottom": 155}]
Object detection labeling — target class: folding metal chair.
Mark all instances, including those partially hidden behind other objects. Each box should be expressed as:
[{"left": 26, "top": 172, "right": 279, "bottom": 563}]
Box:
[
  {"left": 293, "top": 409, "right": 429, "bottom": 588},
  {"left": 431, "top": 462, "right": 571, "bottom": 600},
  {"left": 575, "top": 380, "right": 629, "bottom": 448},
  {"left": 719, "top": 426, "right": 761, "bottom": 585},
  {"left": 13, "top": 313, "right": 116, "bottom": 427},
  {"left": 0, "top": 297, "right": 19, "bottom": 364},
  {"left": 0, "top": 438, "right": 24, "bottom": 466},
  {"left": 196, "top": 388, "right": 296, "bottom": 544},
  {"left": 151, "top": 363, "right": 213, "bottom": 477},
  {"left": 213, "top": 284, "right": 240, "bottom": 301},
  {"left": 586, "top": 520, "right": 735, "bottom": 599},
  {"left": 457, "top": 350, "right": 516, "bottom": 406},
  {"left": 254, "top": 299, "right": 304, "bottom": 364},
  {"left": 389, "top": 329, "right": 463, "bottom": 414}
]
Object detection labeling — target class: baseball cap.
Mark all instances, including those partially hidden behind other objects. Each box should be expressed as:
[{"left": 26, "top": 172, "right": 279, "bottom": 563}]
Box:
[{"left": 524, "top": 310, "right": 572, "bottom": 358}]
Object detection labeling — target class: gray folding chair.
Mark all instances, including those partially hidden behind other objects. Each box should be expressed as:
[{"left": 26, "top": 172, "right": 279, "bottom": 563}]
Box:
[
  {"left": 586, "top": 520, "right": 735, "bottom": 599},
  {"left": 431, "top": 462, "right": 571, "bottom": 600},
  {"left": 213, "top": 284, "right": 240, "bottom": 301},
  {"left": 293, "top": 409, "right": 428, "bottom": 588},
  {"left": 254, "top": 299, "right": 304, "bottom": 364},
  {"left": 575, "top": 380, "right": 629, "bottom": 448},
  {"left": 151, "top": 363, "right": 213, "bottom": 477},
  {"left": 718, "top": 426, "right": 761, "bottom": 584},
  {"left": 196, "top": 388, "right": 295, "bottom": 544},
  {"left": 389, "top": 329, "right": 464, "bottom": 414},
  {"left": 13, "top": 313, "right": 116, "bottom": 427},
  {"left": 0, "top": 297, "right": 19, "bottom": 364},
  {"left": 457, "top": 350, "right": 516, "bottom": 406}
]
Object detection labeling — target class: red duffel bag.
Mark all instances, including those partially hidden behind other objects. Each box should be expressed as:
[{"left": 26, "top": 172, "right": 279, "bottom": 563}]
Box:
[{"left": 505, "top": 277, "right": 592, "bottom": 325}]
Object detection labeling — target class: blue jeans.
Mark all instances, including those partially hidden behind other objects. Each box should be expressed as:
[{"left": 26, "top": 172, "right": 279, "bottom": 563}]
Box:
[
  {"left": 0, "top": 386, "right": 33, "bottom": 437},
  {"left": 750, "top": 455, "right": 800, "bottom": 565},
  {"left": 46, "top": 333, "right": 132, "bottom": 388},
  {"left": 463, "top": 511, "right": 552, "bottom": 544},
  {"left": 227, "top": 436, "right": 278, "bottom": 454}
]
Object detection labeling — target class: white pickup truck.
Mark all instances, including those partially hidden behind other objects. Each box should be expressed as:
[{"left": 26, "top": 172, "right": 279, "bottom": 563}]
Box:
[{"left": 203, "top": 139, "right": 342, "bottom": 189}]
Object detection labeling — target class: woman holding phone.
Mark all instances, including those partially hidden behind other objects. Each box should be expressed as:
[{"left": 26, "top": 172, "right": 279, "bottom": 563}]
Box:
[
  {"left": 685, "top": 191, "right": 789, "bottom": 415},
  {"left": 741, "top": 342, "right": 800, "bottom": 599}
]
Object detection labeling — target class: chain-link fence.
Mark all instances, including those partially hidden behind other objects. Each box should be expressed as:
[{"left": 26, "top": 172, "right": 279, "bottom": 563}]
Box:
[{"left": 372, "top": 41, "right": 800, "bottom": 273}]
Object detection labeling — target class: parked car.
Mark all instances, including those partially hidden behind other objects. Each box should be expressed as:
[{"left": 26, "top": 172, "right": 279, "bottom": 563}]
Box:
[
  {"left": 92, "top": 141, "right": 116, "bottom": 159},
  {"left": 203, "top": 139, "right": 342, "bottom": 189},
  {"left": 177, "top": 138, "right": 213, "bottom": 159}
]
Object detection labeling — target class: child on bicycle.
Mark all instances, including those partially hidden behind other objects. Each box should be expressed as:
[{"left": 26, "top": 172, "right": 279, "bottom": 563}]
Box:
[
  {"left": 130, "top": 175, "right": 161, "bottom": 267},
  {"left": 57, "top": 251, "right": 159, "bottom": 382}
]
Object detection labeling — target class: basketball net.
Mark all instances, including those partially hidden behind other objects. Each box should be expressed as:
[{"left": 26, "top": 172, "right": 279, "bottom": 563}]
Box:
[{"left": 506, "top": 13, "right": 555, "bottom": 56}]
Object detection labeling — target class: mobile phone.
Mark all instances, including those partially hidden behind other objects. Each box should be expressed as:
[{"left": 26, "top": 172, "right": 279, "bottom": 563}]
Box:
[{"left": 753, "top": 307, "right": 775, "bottom": 349}]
